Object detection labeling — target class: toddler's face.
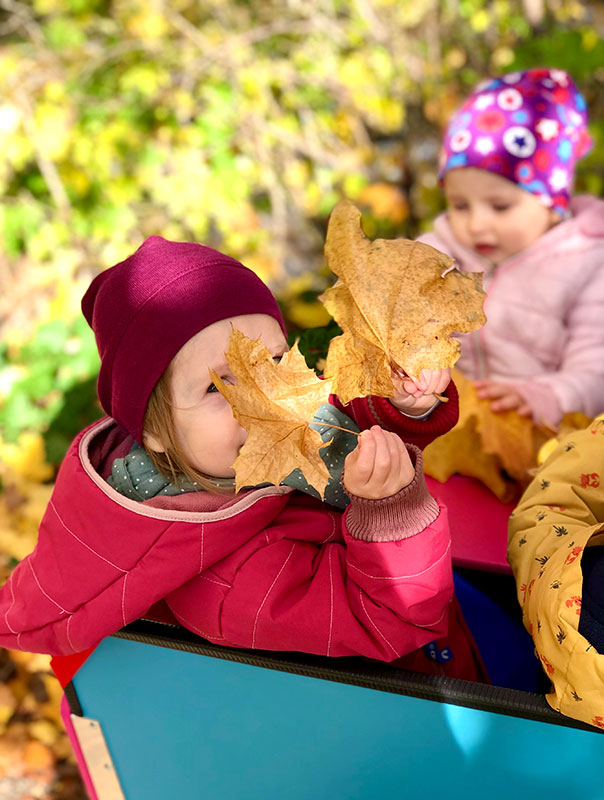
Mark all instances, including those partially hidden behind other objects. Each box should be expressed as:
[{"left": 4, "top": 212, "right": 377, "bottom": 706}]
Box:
[
  {"left": 162, "top": 313, "right": 288, "bottom": 479},
  {"left": 444, "top": 168, "right": 559, "bottom": 265}
]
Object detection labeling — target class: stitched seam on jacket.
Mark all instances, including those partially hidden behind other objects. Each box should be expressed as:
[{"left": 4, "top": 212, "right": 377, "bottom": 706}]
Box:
[
  {"left": 347, "top": 539, "right": 450, "bottom": 580},
  {"left": 251, "top": 542, "right": 296, "bottom": 648}
]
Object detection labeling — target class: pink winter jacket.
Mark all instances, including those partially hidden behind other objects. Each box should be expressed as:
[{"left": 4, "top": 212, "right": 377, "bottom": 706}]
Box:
[
  {"left": 0, "top": 390, "right": 458, "bottom": 659},
  {"left": 418, "top": 195, "right": 604, "bottom": 426}
]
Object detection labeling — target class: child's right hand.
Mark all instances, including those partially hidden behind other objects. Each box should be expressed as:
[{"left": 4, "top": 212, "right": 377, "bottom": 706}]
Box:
[
  {"left": 343, "top": 426, "right": 415, "bottom": 500},
  {"left": 474, "top": 379, "right": 533, "bottom": 417}
]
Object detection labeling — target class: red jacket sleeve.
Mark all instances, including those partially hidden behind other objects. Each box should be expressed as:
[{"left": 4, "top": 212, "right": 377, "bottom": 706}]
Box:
[{"left": 330, "top": 379, "right": 459, "bottom": 450}]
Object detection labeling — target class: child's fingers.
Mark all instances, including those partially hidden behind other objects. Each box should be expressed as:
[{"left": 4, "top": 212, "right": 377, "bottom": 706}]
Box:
[
  {"left": 474, "top": 379, "right": 532, "bottom": 417},
  {"left": 385, "top": 434, "right": 414, "bottom": 490},
  {"left": 344, "top": 427, "right": 377, "bottom": 483},
  {"left": 402, "top": 378, "right": 424, "bottom": 398},
  {"left": 370, "top": 433, "right": 414, "bottom": 495},
  {"left": 424, "top": 367, "right": 450, "bottom": 395},
  {"left": 395, "top": 439, "right": 416, "bottom": 489},
  {"left": 391, "top": 368, "right": 418, "bottom": 397},
  {"left": 402, "top": 368, "right": 450, "bottom": 398},
  {"left": 369, "top": 427, "right": 399, "bottom": 483},
  {"left": 490, "top": 393, "right": 524, "bottom": 412},
  {"left": 343, "top": 428, "right": 415, "bottom": 498},
  {"left": 517, "top": 403, "right": 533, "bottom": 418},
  {"left": 475, "top": 382, "right": 509, "bottom": 400},
  {"left": 343, "top": 427, "right": 386, "bottom": 494},
  {"left": 416, "top": 370, "right": 435, "bottom": 397}
]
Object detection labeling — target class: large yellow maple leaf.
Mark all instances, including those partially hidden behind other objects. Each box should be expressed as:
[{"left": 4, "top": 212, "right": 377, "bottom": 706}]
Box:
[
  {"left": 319, "top": 200, "right": 486, "bottom": 404},
  {"left": 210, "top": 328, "right": 334, "bottom": 496}
]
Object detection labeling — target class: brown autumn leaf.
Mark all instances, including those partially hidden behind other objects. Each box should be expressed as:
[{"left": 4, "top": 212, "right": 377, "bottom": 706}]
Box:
[
  {"left": 319, "top": 199, "right": 486, "bottom": 404},
  {"left": 534, "top": 411, "right": 594, "bottom": 465},
  {"left": 423, "top": 415, "right": 518, "bottom": 502},
  {"left": 423, "top": 370, "right": 554, "bottom": 501},
  {"left": 210, "top": 327, "right": 334, "bottom": 497}
]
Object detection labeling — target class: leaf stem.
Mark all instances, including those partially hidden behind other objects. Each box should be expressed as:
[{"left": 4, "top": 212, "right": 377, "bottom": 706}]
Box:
[{"left": 310, "top": 422, "right": 360, "bottom": 436}]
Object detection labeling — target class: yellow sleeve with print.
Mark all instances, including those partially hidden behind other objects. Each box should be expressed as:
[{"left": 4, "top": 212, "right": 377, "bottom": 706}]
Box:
[{"left": 508, "top": 416, "right": 604, "bottom": 729}]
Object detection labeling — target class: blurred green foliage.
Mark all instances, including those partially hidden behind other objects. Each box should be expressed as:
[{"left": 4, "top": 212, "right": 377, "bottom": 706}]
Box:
[
  {"left": 0, "top": 0, "right": 603, "bottom": 467},
  {"left": 0, "top": 318, "right": 100, "bottom": 462}
]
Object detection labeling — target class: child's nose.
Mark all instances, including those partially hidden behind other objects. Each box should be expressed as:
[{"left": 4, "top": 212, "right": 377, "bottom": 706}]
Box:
[{"left": 467, "top": 209, "right": 488, "bottom": 235}]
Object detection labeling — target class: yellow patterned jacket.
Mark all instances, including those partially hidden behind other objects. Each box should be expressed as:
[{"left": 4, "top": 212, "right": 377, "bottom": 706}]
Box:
[{"left": 508, "top": 417, "right": 604, "bottom": 730}]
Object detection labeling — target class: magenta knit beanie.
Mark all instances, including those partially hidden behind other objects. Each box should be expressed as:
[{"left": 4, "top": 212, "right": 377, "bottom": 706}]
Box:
[
  {"left": 439, "top": 68, "right": 592, "bottom": 216},
  {"left": 82, "top": 236, "right": 286, "bottom": 442}
]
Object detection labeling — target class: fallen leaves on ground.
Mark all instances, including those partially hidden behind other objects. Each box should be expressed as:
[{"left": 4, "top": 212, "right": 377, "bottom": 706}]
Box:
[
  {"left": 423, "top": 369, "right": 592, "bottom": 501},
  {"left": 319, "top": 199, "right": 486, "bottom": 404},
  {"left": 0, "top": 647, "right": 87, "bottom": 800},
  {"left": 211, "top": 328, "right": 333, "bottom": 497},
  {"left": 0, "top": 437, "right": 86, "bottom": 799}
]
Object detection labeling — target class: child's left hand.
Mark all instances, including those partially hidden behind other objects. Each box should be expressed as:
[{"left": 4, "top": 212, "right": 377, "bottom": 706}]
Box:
[
  {"left": 474, "top": 380, "right": 533, "bottom": 417},
  {"left": 390, "top": 367, "right": 451, "bottom": 416}
]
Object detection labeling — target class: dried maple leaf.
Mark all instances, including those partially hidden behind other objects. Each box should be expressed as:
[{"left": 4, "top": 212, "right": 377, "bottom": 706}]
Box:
[
  {"left": 536, "top": 411, "right": 593, "bottom": 465},
  {"left": 210, "top": 328, "right": 334, "bottom": 497},
  {"left": 319, "top": 200, "right": 486, "bottom": 404},
  {"left": 422, "top": 415, "right": 518, "bottom": 502},
  {"left": 557, "top": 412, "right": 593, "bottom": 438},
  {"left": 423, "top": 369, "right": 551, "bottom": 501}
]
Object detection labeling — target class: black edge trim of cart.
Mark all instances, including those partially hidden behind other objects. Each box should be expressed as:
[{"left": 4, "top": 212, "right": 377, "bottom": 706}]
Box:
[
  {"left": 112, "top": 618, "right": 601, "bottom": 735},
  {"left": 64, "top": 681, "right": 84, "bottom": 717}
]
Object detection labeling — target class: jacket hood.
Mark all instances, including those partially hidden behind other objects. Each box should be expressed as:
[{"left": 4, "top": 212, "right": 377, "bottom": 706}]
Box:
[{"left": 84, "top": 417, "right": 291, "bottom": 518}]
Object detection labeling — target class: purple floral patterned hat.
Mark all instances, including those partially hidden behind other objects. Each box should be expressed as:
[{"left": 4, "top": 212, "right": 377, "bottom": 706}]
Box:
[{"left": 439, "top": 68, "right": 592, "bottom": 216}]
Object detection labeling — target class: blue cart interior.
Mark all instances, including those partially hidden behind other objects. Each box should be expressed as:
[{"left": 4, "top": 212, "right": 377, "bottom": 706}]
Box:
[{"left": 61, "top": 613, "right": 604, "bottom": 800}]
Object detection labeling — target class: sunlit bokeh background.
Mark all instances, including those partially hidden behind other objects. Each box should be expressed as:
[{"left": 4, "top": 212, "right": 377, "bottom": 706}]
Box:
[{"left": 0, "top": 1, "right": 602, "bottom": 795}]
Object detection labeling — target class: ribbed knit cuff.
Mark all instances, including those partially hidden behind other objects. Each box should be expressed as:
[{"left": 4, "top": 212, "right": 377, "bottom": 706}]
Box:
[
  {"left": 367, "top": 381, "right": 459, "bottom": 440},
  {"left": 345, "top": 444, "right": 440, "bottom": 542}
]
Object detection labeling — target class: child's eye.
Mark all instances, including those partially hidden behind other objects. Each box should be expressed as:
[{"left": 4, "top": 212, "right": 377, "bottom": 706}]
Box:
[
  {"left": 450, "top": 202, "right": 468, "bottom": 211},
  {"left": 207, "top": 383, "right": 219, "bottom": 394},
  {"left": 493, "top": 204, "right": 510, "bottom": 212}
]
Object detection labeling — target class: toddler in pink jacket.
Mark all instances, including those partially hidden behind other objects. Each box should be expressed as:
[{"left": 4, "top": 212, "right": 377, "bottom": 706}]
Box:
[
  {"left": 419, "top": 68, "right": 604, "bottom": 427},
  {"left": 0, "top": 236, "right": 485, "bottom": 680}
]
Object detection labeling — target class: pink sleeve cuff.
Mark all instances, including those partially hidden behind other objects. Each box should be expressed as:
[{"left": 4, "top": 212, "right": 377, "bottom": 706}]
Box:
[{"left": 344, "top": 445, "right": 440, "bottom": 542}]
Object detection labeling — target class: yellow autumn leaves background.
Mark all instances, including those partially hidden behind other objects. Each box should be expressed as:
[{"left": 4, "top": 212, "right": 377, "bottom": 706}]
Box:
[{"left": 1, "top": 1, "right": 604, "bottom": 796}]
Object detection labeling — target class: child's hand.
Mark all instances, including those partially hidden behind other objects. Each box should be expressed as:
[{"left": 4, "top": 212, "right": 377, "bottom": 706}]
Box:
[
  {"left": 390, "top": 367, "right": 451, "bottom": 416},
  {"left": 474, "top": 380, "right": 533, "bottom": 417},
  {"left": 343, "top": 426, "right": 415, "bottom": 499}
]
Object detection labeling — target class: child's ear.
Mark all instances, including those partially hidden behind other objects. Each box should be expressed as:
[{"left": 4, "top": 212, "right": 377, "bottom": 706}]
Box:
[{"left": 143, "top": 431, "right": 165, "bottom": 453}]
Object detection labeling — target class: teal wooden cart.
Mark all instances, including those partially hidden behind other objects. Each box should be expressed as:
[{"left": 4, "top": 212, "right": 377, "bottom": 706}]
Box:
[
  {"left": 53, "top": 476, "right": 604, "bottom": 799},
  {"left": 58, "top": 616, "right": 604, "bottom": 800}
]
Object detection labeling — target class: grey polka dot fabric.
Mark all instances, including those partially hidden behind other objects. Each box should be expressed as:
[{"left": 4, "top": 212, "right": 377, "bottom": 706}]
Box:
[
  {"left": 108, "top": 403, "right": 360, "bottom": 510},
  {"left": 107, "top": 443, "right": 200, "bottom": 500},
  {"left": 281, "top": 403, "right": 359, "bottom": 509}
]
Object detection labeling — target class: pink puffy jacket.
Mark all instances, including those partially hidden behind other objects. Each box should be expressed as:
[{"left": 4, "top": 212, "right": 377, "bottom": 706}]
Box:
[
  {"left": 419, "top": 195, "right": 604, "bottom": 426},
  {"left": 0, "top": 391, "right": 458, "bottom": 660}
]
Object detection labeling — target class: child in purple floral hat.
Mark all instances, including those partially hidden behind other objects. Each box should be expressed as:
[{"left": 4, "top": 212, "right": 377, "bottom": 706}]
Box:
[{"left": 419, "top": 68, "right": 604, "bottom": 427}]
